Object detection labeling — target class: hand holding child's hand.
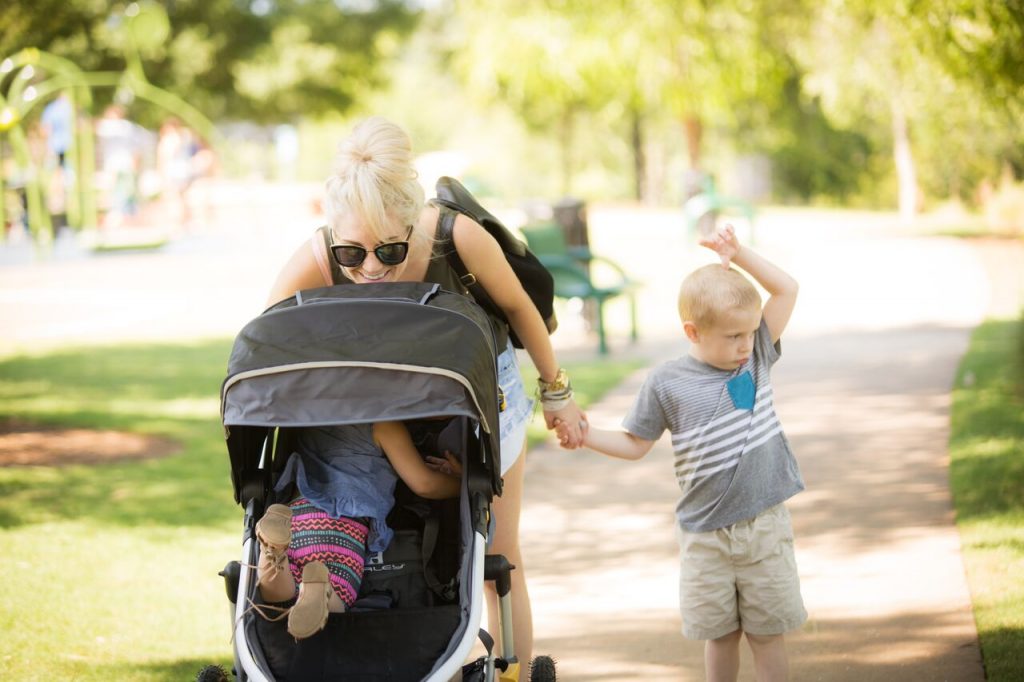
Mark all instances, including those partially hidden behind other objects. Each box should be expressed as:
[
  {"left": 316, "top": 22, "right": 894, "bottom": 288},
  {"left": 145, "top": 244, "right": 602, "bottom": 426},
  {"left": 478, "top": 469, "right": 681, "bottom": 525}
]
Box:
[
  {"left": 553, "top": 417, "right": 588, "bottom": 449},
  {"left": 544, "top": 400, "right": 586, "bottom": 448},
  {"left": 699, "top": 223, "right": 741, "bottom": 268},
  {"left": 425, "top": 451, "right": 462, "bottom": 478}
]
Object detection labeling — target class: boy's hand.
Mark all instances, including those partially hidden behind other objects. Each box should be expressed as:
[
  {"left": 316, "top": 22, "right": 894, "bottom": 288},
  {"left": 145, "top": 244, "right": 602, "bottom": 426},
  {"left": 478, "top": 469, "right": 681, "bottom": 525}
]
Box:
[{"left": 699, "top": 223, "right": 740, "bottom": 267}]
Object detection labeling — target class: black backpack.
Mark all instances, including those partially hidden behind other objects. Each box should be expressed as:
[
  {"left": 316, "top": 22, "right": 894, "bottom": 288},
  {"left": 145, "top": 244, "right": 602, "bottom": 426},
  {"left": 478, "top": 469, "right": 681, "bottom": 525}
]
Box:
[{"left": 433, "top": 176, "right": 557, "bottom": 348}]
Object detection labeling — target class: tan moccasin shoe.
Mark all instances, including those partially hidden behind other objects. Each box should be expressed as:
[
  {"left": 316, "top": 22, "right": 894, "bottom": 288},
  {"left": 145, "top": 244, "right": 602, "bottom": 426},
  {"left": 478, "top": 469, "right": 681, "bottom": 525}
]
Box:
[
  {"left": 255, "top": 504, "right": 292, "bottom": 585},
  {"left": 287, "top": 561, "right": 333, "bottom": 640}
]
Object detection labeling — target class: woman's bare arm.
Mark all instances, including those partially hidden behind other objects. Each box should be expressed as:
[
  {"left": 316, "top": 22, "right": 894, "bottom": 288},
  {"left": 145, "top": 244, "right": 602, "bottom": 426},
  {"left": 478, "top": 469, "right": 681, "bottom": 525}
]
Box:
[
  {"left": 451, "top": 214, "right": 587, "bottom": 447},
  {"left": 266, "top": 238, "right": 330, "bottom": 308}
]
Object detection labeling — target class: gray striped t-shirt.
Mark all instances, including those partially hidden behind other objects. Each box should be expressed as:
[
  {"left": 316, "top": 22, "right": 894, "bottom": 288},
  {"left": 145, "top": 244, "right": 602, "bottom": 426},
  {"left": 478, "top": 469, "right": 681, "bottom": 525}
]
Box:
[{"left": 623, "top": 318, "right": 804, "bottom": 533}]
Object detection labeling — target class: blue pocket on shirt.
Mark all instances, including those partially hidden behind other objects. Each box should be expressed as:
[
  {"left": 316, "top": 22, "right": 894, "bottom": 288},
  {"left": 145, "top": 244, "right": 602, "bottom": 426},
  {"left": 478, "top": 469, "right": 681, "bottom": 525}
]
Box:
[{"left": 727, "top": 371, "right": 755, "bottom": 410}]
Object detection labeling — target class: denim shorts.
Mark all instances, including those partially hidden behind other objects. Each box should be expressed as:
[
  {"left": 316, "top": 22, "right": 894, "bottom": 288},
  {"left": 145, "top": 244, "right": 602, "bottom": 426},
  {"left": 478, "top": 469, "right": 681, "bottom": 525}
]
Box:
[{"left": 497, "top": 340, "right": 533, "bottom": 475}]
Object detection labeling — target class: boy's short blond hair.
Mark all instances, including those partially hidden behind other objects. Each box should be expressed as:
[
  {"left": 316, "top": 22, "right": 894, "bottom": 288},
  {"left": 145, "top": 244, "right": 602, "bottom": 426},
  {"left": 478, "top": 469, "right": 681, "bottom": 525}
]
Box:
[{"left": 678, "top": 264, "right": 761, "bottom": 328}]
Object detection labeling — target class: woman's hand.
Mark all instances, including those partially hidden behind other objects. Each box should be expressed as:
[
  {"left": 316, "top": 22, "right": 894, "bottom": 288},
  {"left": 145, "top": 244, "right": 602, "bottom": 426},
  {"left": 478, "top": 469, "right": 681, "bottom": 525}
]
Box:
[
  {"left": 553, "top": 416, "right": 588, "bottom": 448},
  {"left": 699, "top": 223, "right": 741, "bottom": 268},
  {"left": 543, "top": 399, "right": 586, "bottom": 448}
]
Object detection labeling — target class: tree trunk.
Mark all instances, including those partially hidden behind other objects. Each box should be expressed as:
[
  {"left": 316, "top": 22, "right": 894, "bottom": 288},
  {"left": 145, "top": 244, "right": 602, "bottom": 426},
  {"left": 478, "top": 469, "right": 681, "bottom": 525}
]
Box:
[
  {"left": 559, "top": 107, "right": 574, "bottom": 196},
  {"left": 891, "top": 98, "right": 918, "bottom": 222},
  {"left": 683, "top": 114, "right": 703, "bottom": 169},
  {"left": 631, "top": 109, "right": 646, "bottom": 201}
]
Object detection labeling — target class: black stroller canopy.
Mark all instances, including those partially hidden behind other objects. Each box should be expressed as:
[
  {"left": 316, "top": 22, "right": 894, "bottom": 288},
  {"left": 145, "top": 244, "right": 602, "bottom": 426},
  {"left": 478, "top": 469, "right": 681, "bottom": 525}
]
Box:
[{"left": 221, "top": 282, "right": 504, "bottom": 500}]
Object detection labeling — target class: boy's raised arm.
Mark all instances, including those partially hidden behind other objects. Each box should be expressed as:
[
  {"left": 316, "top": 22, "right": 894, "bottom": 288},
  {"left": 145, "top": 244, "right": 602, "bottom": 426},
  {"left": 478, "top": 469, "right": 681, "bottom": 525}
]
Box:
[{"left": 700, "top": 224, "right": 798, "bottom": 343}]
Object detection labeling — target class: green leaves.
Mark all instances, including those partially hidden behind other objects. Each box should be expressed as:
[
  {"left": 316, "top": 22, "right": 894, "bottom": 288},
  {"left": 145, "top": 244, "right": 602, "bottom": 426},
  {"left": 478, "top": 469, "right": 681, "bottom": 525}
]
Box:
[{"left": 1, "top": 0, "right": 420, "bottom": 122}]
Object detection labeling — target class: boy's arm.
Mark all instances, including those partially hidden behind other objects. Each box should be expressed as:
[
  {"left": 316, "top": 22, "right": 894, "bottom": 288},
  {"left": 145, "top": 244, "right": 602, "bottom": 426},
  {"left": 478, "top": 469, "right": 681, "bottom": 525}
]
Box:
[
  {"left": 701, "top": 224, "right": 799, "bottom": 342},
  {"left": 586, "top": 425, "right": 656, "bottom": 460},
  {"left": 556, "top": 419, "right": 655, "bottom": 460}
]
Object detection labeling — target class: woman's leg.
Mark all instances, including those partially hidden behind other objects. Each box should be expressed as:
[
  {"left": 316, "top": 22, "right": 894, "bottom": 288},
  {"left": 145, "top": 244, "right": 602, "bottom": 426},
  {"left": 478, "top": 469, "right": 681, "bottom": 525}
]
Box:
[{"left": 484, "top": 447, "right": 533, "bottom": 670}]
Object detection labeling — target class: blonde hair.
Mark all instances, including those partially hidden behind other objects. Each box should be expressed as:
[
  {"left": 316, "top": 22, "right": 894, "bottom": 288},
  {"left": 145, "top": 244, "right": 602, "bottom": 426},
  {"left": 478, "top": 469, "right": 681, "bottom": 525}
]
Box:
[
  {"left": 678, "top": 264, "right": 761, "bottom": 328},
  {"left": 324, "top": 116, "right": 426, "bottom": 243}
]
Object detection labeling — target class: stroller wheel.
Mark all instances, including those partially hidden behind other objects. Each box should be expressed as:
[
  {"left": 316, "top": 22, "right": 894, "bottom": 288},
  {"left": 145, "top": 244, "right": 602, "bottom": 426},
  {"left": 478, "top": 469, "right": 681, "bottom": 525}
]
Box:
[
  {"left": 195, "top": 664, "right": 230, "bottom": 682},
  {"left": 529, "top": 655, "right": 557, "bottom": 681}
]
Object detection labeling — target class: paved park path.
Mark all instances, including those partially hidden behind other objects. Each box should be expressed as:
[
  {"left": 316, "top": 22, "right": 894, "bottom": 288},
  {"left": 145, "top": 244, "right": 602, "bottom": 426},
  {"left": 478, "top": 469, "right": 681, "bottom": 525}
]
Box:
[
  {"left": 2, "top": 184, "right": 1020, "bottom": 681},
  {"left": 522, "top": 209, "right": 1022, "bottom": 681}
]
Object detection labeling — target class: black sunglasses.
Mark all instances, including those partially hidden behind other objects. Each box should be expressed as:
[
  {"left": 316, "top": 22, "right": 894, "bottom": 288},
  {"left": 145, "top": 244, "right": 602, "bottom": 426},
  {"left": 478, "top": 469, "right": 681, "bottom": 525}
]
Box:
[{"left": 330, "top": 226, "right": 414, "bottom": 268}]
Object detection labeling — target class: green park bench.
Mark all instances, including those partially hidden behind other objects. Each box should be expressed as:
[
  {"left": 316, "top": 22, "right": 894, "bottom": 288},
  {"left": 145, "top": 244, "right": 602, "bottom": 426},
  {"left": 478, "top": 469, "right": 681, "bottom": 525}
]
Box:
[{"left": 519, "top": 221, "right": 639, "bottom": 355}]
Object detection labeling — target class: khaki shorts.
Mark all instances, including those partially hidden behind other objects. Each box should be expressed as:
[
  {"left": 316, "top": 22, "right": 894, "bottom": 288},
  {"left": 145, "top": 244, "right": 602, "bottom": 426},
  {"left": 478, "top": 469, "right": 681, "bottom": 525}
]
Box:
[{"left": 676, "top": 504, "right": 807, "bottom": 640}]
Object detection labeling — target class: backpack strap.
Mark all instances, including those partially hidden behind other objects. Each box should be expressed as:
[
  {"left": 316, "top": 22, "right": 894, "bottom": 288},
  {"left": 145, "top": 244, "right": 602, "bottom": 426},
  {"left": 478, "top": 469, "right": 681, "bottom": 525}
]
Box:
[
  {"left": 434, "top": 204, "right": 511, "bottom": 349},
  {"left": 435, "top": 206, "right": 476, "bottom": 288}
]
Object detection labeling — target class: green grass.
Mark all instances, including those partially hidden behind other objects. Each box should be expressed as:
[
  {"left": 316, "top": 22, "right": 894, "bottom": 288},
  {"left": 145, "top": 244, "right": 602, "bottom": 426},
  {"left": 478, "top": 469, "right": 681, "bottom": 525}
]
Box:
[
  {"left": 0, "top": 340, "right": 239, "bottom": 681},
  {"left": 949, "top": 315, "right": 1024, "bottom": 682},
  {"left": 0, "top": 339, "right": 641, "bottom": 680}
]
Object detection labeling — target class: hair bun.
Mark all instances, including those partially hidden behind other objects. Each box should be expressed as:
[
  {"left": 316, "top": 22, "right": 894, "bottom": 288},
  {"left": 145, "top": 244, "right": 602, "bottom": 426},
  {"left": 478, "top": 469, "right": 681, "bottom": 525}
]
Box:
[{"left": 324, "top": 116, "right": 425, "bottom": 239}]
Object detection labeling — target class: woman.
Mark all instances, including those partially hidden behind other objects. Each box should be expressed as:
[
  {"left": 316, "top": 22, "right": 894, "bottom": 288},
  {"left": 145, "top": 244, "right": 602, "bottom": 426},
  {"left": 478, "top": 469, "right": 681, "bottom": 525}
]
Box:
[{"left": 266, "top": 116, "right": 586, "bottom": 669}]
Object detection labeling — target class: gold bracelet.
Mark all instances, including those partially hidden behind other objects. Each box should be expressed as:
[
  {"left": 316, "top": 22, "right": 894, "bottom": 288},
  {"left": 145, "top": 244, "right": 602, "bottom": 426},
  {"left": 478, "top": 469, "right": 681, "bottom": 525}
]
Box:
[{"left": 537, "top": 368, "right": 569, "bottom": 393}]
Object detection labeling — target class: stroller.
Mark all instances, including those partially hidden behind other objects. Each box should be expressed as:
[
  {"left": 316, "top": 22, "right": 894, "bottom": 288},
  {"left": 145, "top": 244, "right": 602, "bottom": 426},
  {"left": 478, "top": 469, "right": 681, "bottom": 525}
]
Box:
[{"left": 212, "top": 281, "right": 556, "bottom": 682}]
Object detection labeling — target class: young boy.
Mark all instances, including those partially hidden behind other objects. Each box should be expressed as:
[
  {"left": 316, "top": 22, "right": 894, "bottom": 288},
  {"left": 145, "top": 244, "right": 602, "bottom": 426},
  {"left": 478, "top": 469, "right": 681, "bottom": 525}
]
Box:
[{"left": 565, "top": 224, "right": 805, "bottom": 681}]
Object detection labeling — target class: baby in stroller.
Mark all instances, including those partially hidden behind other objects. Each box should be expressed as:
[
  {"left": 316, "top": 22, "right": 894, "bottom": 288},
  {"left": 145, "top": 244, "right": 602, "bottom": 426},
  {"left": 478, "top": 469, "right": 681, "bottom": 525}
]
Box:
[{"left": 253, "top": 420, "right": 462, "bottom": 640}]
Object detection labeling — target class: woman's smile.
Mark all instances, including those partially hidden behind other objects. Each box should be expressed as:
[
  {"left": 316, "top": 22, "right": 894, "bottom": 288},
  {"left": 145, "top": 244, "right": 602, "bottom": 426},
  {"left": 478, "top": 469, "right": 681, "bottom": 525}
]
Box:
[{"left": 355, "top": 268, "right": 391, "bottom": 282}]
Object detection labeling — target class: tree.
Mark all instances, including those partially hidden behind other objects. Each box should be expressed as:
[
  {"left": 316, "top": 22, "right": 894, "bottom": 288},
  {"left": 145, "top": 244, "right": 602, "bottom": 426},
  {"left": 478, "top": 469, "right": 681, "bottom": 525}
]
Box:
[
  {"left": 442, "top": 0, "right": 811, "bottom": 201},
  {"left": 912, "top": 0, "right": 1024, "bottom": 181},
  {"left": 0, "top": 0, "right": 420, "bottom": 123},
  {"left": 441, "top": 0, "right": 616, "bottom": 195},
  {"left": 792, "top": 0, "right": 1024, "bottom": 214}
]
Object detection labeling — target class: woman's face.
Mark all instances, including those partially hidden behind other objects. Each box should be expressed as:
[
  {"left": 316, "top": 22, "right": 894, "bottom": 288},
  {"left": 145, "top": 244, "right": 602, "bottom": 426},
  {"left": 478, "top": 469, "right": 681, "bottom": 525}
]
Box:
[{"left": 331, "top": 212, "right": 412, "bottom": 284}]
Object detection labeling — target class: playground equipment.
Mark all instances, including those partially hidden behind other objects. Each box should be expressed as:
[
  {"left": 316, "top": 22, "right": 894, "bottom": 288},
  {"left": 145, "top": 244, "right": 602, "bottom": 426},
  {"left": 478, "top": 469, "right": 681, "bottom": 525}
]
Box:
[{"left": 0, "top": 2, "right": 217, "bottom": 247}]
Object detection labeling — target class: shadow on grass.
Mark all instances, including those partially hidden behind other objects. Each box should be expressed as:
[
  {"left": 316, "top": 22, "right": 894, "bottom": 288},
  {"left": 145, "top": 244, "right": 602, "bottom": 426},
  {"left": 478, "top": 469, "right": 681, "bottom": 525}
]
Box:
[
  {"left": 0, "top": 425, "right": 237, "bottom": 529},
  {"left": 979, "top": 626, "right": 1024, "bottom": 682},
  {"left": 91, "top": 658, "right": 234, "bottom": 682},
  {"left": 0, "top": 338, "right": 241, "bottom": 529}
]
